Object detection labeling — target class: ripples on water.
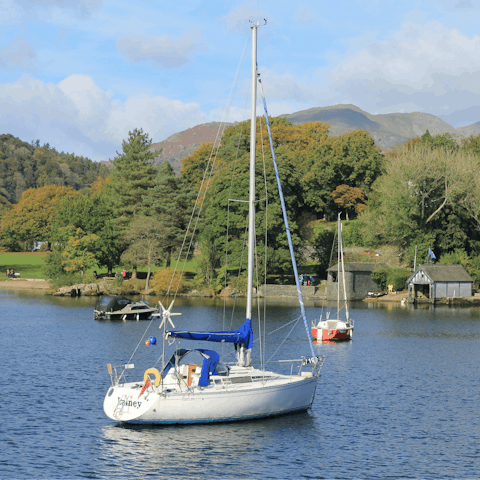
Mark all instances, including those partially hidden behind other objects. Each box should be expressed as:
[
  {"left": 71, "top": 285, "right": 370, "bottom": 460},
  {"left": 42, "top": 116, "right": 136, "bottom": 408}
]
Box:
[{"left": 1, "top": 291, "right": 480, "bottom": 479}]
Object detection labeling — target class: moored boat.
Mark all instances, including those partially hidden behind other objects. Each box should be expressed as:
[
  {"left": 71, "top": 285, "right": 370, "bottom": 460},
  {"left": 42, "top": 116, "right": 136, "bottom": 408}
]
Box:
[
  {"left": 311, "top": 214, "right": 354, "bottom": 342},
  {"left": 94, "top": 295, "right": 157, "bottom": 321}
]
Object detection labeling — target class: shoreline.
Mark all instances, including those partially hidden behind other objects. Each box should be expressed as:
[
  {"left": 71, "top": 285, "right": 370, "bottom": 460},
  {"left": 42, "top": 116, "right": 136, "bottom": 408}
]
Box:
[
  {"left": 0, "top": 278, "right": 51, "bottom": 290},
  {"left": 2, "top": 280, "right": 478, "bottom": 307},
  {"left": 0, "top": 279, "right": 408, "bottom": 302}
]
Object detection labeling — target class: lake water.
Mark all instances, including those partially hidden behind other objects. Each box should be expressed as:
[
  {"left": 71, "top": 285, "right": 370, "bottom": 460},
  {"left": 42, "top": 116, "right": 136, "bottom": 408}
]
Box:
[{"left": 1, "top": 290, "right": 480, "bottom": 479}]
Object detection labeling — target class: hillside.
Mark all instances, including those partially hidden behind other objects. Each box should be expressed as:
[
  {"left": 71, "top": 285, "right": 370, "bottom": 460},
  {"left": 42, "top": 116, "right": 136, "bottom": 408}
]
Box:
[
  {"left": 455, "top": 121, "right": 480, "bottom": 138},
  {"left": 280, "top": 104, "right": 457, "bottom": 151},
  {"left": 149, "top": 122, "right": 228, "bottom": 172},
  {"left": 0, "top": 134, "right": 108, "bottom": 204},
  {"left": 149, "top": 104, "right": 479, "bottom": 173}
]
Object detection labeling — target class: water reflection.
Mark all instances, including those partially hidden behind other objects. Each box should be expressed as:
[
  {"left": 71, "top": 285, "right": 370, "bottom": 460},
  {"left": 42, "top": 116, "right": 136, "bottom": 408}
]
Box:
[
  {"left": 99, "top": 412, "right": 317, "bottom": 478},
  {"left": 3, "top": 289, "right": 480, "bottom": 478}
]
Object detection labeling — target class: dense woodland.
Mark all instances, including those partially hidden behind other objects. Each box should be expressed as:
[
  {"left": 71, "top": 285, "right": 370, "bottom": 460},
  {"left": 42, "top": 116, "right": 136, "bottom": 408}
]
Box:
[
  {"left": 0, "top": 134, "right": 108, "bottom": 204},
  {"left": 1, "top": 120, "right": 480, "bottom": 289}
]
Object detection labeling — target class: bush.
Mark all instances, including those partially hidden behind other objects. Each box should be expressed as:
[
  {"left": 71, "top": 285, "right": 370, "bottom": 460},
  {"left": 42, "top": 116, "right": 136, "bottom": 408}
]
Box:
[
  {"left": 371, "top": 267, "right": 388, "bottom": 291},
  {"left": 372, "top": 267, "right": 410, "bottom": 292},
  {"left": 388, "top": 268, "right": 410, "bottom": 291},
  {"left": 42, "top": 250, "right": 66, "bottom": 279},
  {"left": 342, "top": 220, "right": 364, "bottom": 247},
  {"left": 50, "top": 273, "right": 84, "bottom": 290},
  {"left": 151, "top": 268, "right": 185, "bottom": 295}
]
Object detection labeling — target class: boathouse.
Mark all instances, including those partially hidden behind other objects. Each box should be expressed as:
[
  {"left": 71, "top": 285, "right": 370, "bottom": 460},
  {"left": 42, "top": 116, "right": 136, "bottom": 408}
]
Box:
[
  {"left": 326, "top": 263, "right": 387, "bottom": 301},
  {"left": 407, "top": 264, "right": 473, "bottom": 303}
]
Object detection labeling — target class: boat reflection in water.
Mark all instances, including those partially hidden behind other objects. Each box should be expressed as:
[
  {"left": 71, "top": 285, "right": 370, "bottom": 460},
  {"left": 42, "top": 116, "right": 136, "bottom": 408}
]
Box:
[{"left": 99, "top": 412, "right": 317, "bottom": 478}]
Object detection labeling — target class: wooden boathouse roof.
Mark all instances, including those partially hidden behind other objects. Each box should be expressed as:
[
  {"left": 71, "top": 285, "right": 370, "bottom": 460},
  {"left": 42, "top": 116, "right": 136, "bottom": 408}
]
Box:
[{"left": 408, "top": 264, "right": 473, "bottom": 283}]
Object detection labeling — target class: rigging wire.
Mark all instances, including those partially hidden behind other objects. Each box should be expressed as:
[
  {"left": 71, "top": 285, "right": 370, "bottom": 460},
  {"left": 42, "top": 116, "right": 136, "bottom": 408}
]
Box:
[
  {"left": 166, "top": 32, "right": 251, "bottom": 303},
  {"left": 264, "top": 316, "right": 302, "bottom": 365},
  {"left": 148, "top": 32, "right": 252, "bottom": 369},
  {"left": 318, "top": 228, "right": 337, "bottom": 322},
  {"left": 258, "top": 111, "right": 269, "bottom": 373}
]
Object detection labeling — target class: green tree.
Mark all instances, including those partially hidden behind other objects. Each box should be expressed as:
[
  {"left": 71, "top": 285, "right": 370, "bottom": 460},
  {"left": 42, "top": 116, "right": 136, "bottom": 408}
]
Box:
[
  {"left": 108, "top": 128, "right": 159, "bottom": 278},
  {"left": 109, "top": 128, "right": 159, "bottom": 221},
  {"left": 358, "top": 146, "right": 480, "bottom": 265},
  {"left": 121, "top": 216, "right": 164, "bottom": 290},
  {"left": 300, "top": 130, "right": 384, "bottom": 219},
  {"left": 144, "top": 161, "right": 195, "bottom": 268},
  {"left": 181, "top": 142, "right": 217, "bottom": 193},
  {"left": 60, "top": 226, "right": 100, "bottom": 275},
  {"left": 199, "top": 141, "right": 303, "bottom": 279},
  {"left": 420, "top": 130, "right": 458, "bottom": 152},
  {"left": 462, "top": 134, "right": 480, "bottom": 157},
  {"left": 52, "top": 188, "right": 123, "bottom": 275},
  {"left": 0, "top": 195, "right": 13, "bottom": 252},
  {"left": 312, "top": 227, "right": 336, "bottom": 276}
]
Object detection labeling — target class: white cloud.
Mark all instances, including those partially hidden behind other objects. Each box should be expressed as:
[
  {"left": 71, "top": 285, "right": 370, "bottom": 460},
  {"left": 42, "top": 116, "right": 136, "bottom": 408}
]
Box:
[
  {"left": 58, "top": 74, "right": 112, "bottom": 123},
  {"left": 322, "top": 20, "right": 480, "bottom": 119},
  {"left": 0, "top": 36, "right": 36, "bottom": 68},
  {"left": 257, "top": 68, "right": 315, "bottom": 103},
  {"left": 105, "top": 94, "right": 208, "bottom": 146},
  {"left": 117, "top": 30, "right": 204, "bottom": 69},
  {"left": 218, "top": 1, "right": 269, "bottom": 33},
  {"left": 236, "top": 20, "right": 480, "bottom": 124},
  {"left": 0, "top": 75, "right": 210, "bottom": 159}
]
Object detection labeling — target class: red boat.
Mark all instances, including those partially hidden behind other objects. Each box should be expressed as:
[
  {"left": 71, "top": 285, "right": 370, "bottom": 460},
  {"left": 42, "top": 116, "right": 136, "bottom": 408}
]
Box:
[{"left": 311, "top": 214, "right": 354, "bottom": 342}]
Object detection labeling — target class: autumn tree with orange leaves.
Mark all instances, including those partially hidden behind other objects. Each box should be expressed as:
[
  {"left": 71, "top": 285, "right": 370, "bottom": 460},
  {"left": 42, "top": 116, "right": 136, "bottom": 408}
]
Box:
[
  {"left": 331, "top": 185, "right": 367, "bottom": 218},
  {"left": 1, "top": 185, "right": 78, "bottom": 250}
]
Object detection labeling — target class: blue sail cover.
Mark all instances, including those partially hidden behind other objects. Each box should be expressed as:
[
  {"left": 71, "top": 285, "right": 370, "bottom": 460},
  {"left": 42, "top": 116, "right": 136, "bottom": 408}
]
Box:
[
  {"left": 160, "top": 348, "right": 220, "bottom": 387},
  {"left": 167, "top": 319, "right": 253, "bottom": 349},
  {"left": 198, "top": 349, "right": 220, "bottom": 387}
]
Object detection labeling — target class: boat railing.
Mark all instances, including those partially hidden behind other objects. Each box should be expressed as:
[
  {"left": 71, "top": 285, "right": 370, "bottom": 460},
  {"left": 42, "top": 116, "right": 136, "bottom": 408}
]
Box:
[
  {"left": 107, "top": 363, "right": 135, "bottom": 386},
  {"left": 224, "top": 356, "right": 324, "bottom": 378}
]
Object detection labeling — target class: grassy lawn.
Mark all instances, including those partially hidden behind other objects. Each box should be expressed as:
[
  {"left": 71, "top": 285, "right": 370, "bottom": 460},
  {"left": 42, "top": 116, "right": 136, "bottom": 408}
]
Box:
[
  {"left": 0, "top": 252, "right": 327, "bottom": 285},
  {"left": 0, "top": 252, "right": 200, "bottom": 280},
  {"left": 0, "top": 252, "right": 48, "bottom": 279}
]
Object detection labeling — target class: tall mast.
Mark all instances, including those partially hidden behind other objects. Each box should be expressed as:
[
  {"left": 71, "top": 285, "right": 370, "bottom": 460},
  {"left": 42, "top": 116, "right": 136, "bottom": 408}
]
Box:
[
  {"left": 246, "top": 24, "right": 257, "bottom": 321},
  {"left": 337, "top": 213, "right": 341, "bottom": 320}
]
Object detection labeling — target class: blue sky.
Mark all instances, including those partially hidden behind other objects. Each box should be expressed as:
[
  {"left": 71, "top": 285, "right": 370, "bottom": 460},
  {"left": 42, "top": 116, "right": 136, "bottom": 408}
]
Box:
[{"left": 1, "top": 0, "right": 480, "bottom": 160}]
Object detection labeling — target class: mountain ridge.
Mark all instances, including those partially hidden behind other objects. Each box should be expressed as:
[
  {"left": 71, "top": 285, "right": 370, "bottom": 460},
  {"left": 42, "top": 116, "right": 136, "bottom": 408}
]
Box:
[{"left": 150, "top": 104, "right": 480, "bottom": 173}]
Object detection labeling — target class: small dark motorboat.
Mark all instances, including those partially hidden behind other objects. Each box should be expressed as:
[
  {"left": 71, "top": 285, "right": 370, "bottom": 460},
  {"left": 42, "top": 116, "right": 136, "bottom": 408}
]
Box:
[{"left": 93, "top": 295, "right": 157, "bottom": 320}]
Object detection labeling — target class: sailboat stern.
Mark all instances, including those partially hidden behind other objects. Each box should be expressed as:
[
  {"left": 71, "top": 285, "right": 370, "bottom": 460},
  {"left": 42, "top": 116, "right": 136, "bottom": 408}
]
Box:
[
  {"left": 312, "top": 321, "right": 353, "bottom": 342},
  {"left": 103, "top": 383, "right": 159, "bottom": 422}
]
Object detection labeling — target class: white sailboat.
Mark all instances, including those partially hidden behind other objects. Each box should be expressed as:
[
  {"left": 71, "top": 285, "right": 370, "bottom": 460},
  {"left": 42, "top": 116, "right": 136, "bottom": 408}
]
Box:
[
  {"left": 103, "top": 23, "right": 323, "bottom": 424},
  {"left": 311, "top": 213, "right": 354, "bottom": 342}
]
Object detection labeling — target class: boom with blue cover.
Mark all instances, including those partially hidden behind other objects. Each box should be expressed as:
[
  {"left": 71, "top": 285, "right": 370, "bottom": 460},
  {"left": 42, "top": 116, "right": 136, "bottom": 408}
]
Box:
[{"left": 166, "top": 319, "right": 253, "bottom": 349}]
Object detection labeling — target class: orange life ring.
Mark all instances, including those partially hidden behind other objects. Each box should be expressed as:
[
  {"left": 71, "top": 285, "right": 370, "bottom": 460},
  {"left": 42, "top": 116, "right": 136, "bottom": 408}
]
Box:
[{"left": 144, "top": 368, "right": 161, "bottom": 387}]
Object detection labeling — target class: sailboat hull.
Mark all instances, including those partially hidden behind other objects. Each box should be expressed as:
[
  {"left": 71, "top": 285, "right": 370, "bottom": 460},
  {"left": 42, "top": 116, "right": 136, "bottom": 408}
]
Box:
[
  {"left": 104, "top": 374, "right": 318, "bottom": 424},
  {"left": 311, "top": 321, "right": 353, "bottom": 342}
]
